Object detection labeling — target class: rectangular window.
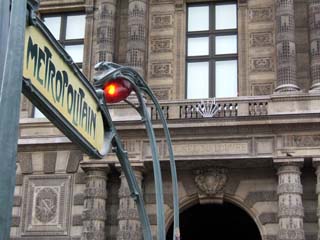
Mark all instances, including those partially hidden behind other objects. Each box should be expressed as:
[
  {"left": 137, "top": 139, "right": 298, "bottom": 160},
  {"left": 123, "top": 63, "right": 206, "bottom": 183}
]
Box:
[
  {"left": 43, "top": 12, "right": 85, "bottom": 68},
  {"left": 186, "top": 2, "right": 238, "bottom": 99},
  {"left": 34, "top": 12, "right": 86, "bottom": 118}
]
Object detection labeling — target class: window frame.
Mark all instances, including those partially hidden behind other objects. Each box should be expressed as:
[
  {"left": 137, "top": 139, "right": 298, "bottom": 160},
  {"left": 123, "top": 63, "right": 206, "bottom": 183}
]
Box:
[
  {"left": 186, "top": 1, "right": 238, "bottom": 99},
  {"left": 42, "top": 11, "right": 85, "bottom": 68}
]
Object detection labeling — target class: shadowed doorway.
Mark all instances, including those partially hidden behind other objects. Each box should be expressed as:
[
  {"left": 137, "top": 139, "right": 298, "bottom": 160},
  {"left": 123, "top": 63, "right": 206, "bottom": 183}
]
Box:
[{"left": 166, "top": 202, "right": 262, "bottom": 240}]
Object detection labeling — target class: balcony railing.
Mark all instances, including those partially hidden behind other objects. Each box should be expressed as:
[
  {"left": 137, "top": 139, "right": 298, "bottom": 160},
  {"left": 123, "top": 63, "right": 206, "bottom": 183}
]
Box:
[{"left": 104, "top": 93, "right": 320, "bottom": 121}]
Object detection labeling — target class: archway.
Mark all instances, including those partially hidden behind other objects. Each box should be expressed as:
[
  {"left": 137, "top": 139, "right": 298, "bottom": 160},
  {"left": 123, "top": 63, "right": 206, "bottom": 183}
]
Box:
[{"left": 166, "top": 202, "right": 262, "bottom": 240}]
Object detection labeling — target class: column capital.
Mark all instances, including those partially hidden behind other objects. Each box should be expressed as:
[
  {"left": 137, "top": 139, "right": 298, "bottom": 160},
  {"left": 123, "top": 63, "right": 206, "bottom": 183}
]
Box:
[
  {"left": 273, "top": 157, "right": 304, "bottom": 167},
  {"left": 80, "top": 158, "right": 111, "bottom": 173}
]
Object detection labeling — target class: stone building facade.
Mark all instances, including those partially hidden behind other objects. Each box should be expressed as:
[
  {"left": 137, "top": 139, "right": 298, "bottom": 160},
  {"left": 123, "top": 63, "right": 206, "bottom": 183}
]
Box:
[{"left": 11, "top": 0, "right": 320, "bottom": 239}]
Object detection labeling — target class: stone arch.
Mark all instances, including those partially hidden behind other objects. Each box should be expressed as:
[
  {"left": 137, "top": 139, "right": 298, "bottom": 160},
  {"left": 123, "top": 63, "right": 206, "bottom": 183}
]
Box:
[{"left": 165, "top": 193, "right": 266, "bottom": 239}]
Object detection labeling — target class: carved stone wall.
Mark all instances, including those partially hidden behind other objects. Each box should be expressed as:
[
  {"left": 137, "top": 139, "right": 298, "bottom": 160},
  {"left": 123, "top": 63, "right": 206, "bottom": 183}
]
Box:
[
  {"left": 274, "top": 0, "right": 300, "bottom": 92},
  {"left": 275, "top": 158, "right": 305, "bottom": 240},
  {"left": 309, "top": 0, "right": 320, "bottom": 91},
  {"left": 147, "top": 0, "right": 176, "bottom": 100},
  {"left": 247, "top": 0, "right": 275, "bottom": 96},
  {"left": 11, "top": 150, "right": 84, "bottom": 239}
]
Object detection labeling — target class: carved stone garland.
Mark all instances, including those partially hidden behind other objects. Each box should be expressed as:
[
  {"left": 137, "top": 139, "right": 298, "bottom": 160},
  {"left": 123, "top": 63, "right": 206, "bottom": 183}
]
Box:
[
  {"left": 275, "top": 159, "right": 305, "bottom": 240},
  {"left": 81, "top": 163, "right": 109, "bottom": 240},
  {"left": 309, "top": 0, "right": 320, "bottom": 91},
  {"left": 126, "top": 0, "right": 147, "bottom": 78},
  {"left": 274, "top": 0, "right": 300, "bottom": 92},
  {"left": 117, "top": 169, "right": 143, "bottom": 240}
]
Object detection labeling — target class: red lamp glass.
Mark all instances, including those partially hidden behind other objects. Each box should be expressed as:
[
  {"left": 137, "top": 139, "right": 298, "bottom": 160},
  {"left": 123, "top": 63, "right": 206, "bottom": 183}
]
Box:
[{"left": 103, "top": 78, "right": 133, "bottom": 103}]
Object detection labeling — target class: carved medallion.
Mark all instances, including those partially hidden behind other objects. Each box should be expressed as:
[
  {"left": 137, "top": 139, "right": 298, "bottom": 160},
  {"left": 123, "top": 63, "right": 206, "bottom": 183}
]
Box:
[
  {"left": 195, "top": 168, "right": 228, "bottom": 196},
  {"left": 35, "top": 187, "right": 58, "bottom": 224}
]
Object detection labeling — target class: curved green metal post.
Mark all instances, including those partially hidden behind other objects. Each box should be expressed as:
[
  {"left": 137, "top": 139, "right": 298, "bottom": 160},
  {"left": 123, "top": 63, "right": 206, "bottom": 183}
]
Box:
[
  {"left": 94, "top": 62, "right": 180, "bottom": 240},
  {"left": 95, "top": 89, "right": 153, "bottom": 240}
]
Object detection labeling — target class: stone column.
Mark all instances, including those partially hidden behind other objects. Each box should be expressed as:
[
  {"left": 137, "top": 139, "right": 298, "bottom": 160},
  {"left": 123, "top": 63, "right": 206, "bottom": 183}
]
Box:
[
  {"left": 274, "top": 0, "right": 300, "bottom": 92},
  {"left": 309, "top": 0, "right": 320, "bottom": 91},
  {"left": 126, "top": 0, "right": 147, "bottom": 78},
  {"left": 274, "top": 158, "right": 305, "bottom": 240},
  {"left": 95, "top": 0, "right": 117, "bottom": 63},
  {"left": 117, "top": 165, "right": 144, "bottom": 240},
  {"left": 313, "top": 158, "right": 320, "bottom": 239},
  {"left": 81, "top": 161, "right": 110, "bottom": 240}
]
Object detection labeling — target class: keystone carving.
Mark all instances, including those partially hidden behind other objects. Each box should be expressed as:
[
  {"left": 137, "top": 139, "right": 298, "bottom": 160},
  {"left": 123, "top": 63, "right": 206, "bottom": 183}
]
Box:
[{"left": 195, "top": 168, "right": 228, "bottom": 196}]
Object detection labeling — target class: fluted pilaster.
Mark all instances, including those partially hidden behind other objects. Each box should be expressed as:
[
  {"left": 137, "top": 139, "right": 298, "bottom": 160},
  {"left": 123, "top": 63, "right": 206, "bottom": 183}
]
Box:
[
  {"left": 126, "top": 0, "right": 147, "bottom": 77},
  {"left": 309, "top": 0, "right": 320, "bottom": 91},
  {"left": 81, "top": 161, "right": 110, "bottom": 240},
  {"left": 274, "top": 158, "right": 305, "bottom": 240},
  {"left": 275, "top": 0, "right": 300, "bottom": 92},
  {"left": 117, "top": 166, "right": 144, "bottom": 240}
]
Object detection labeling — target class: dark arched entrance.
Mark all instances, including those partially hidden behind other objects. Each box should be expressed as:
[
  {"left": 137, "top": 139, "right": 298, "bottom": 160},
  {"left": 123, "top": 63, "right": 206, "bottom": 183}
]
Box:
[{"left": 166, "top": 202, "right": 262, "bottom": 240}]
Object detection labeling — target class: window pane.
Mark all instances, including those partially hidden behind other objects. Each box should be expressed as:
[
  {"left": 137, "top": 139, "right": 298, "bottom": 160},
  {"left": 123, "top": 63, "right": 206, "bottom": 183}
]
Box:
[
  {"left": 187, "top": 62, "right": 209, "bottom": 99},
  {"left": 66, "top": 15, "right": 86, "bottom": 39},
  {"left": 188, "top": 37, "right": 209, "bottom": 56},
  {"left": 65, "top": 45, "right": 84, "bottom": 63},
  {"left": 43, "top": 16, "right": 61, "bottom": 39},
  {"left": 215, "top": 4, "right": 237, "bottom": 30},
  {"left": 215, "top": 60, "right": 237, "bottom": 98},
  {"left": 34, "top": 107, "right": 46, "bottom": 118},
  {"left": 188, "top": 6, "right": 209, "bottom": 32},
  {"left": 215, "top": 35, "right": 237, "bottom": 54}
]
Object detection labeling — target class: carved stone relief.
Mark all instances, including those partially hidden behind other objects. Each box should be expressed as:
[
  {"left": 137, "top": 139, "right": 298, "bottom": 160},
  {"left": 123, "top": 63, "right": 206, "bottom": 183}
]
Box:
[
  {"left": 21, "top": 175, "right": 71, "bottom": 236},
  {"left": 250, "top": 57, "right": 274, "bottom": 72},
  {"left": 152, "top": 88, "right": 171, "bottom": 100},
  {"left": 283, "top": 135, "right": 320, "bottom": 147},
  {"left": 150, "top": 62, "right": 173, "bottom": 78},
  {"left": 249, "top": 7, "right": 273, "bottom": 23},
  {"left": 150, "top": 37, "right": 173, "bottom": 53},
  {"left": 250, "top": 32, "right": 273, "bottom": 47},
  {"left": 252, "top": 84, "right": 273, "bottom": 96},
  {"left": 194, "top": 168, "right": 228, "bottom": 196},
  {"left": 151, "top": 13, "right": 174, "bottom": 29}
]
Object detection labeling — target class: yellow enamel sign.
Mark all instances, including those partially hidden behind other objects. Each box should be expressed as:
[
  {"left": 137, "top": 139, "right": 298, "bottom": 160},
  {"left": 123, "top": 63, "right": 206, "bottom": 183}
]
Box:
[{"left": 23, "top": 25, "right": 104, "bottom": 153}]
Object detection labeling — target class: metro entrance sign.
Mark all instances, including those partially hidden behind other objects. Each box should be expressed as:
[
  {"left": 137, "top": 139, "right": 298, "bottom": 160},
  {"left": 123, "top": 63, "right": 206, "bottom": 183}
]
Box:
[
  {"left": 0, "top": 1, "right": 180, "bottom": 239},
  {"left": 22, "top": 17, "right": 106, "bottom": 158}
]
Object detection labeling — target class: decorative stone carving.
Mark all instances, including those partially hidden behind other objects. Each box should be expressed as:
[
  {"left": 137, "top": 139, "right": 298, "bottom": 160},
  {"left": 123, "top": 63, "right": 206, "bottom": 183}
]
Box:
[
  {"left": 81, "top": 161, "right": 109, "bottom": 240},
  {"left": 195, "top": 168, "right": 228, "bottom": 196},
  {"left": 274, "top": 158, "right": 305, "bottom": 240},
  {"left": 250, "top": 32, "right": 273, "bottom": 47},
  {"left": 249, "top": 7, "right": 273, "bottom": 23},
  {"left": 151, "top": 13, "right": 174, "bottom": 29},
  {"left": 150, "top": 62, "right": 173, "bottom": 78},
  {"left": 126, "top": 0, "right": 147, "bottom": 77},
  {"left": 150, "top": 37, "right": 173, "bottom": 53},
  {"left": 34, "top": 187, "right": 58, "bottom": 224},
  {"left": 117, "top": 168, "right": 143, "bottom": 240},
  {"left": 312, "top": 158, "right": 320, "bottom": 240},
  {"left": 283, "top": 135, "right": 320, "bottom": 147},
  {"left": 252, "top": 84, "right": 273, "bottom": 96},
  {"left": 152, "top": 88, "right": 170, "bottom": 100},
  {"left": 250, "top": 57, "right": 274, "bottom": 72},
  {"left": 21, "top": 175, "right": 71, "bottom": 236},
  {"left": 309, "top": 1, "right": 320, "bottom": 91},
  {"left": 274, "top": 0, "right": 300, "bottom": 92}
]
